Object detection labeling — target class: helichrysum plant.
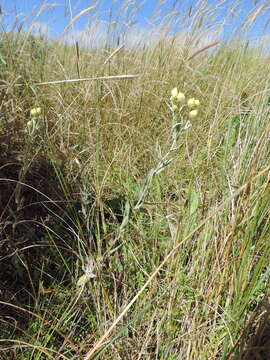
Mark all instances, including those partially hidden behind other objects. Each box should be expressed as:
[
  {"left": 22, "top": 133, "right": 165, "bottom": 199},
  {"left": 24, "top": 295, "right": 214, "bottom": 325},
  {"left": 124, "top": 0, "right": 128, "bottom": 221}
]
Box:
[
  {"left": 77, "top": 257, "right": 96, "bottom": 290},
  {"left": 27, "top": 107, "right": 42, "bottom": 136},
  {"left": 134, "top": 88, "right": 200, "bottom": 209},
  {"left": 187, "top": 97, "right": 200, "bottom": 108},
  {"left": 116, "top": 88, "right": 201, "bottom": 241},
  {"left": 30, "top": 107, "right": 42, "bottom": 117},
  {"left": 15, "top": 107, "right": 43, "bottom": 209}
]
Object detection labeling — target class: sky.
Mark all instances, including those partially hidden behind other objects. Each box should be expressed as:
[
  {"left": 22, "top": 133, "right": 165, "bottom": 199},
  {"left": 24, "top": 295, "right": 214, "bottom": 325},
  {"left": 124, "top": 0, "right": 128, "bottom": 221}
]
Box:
[{"left": 1, "top": 0, "right": 270, "bottom": 48}]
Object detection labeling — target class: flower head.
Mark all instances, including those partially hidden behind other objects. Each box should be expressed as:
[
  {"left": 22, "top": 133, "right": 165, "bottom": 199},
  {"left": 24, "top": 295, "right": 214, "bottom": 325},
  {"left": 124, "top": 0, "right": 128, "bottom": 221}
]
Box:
[
  {"left": 187, "top": 98, "right": 200, "bottom": 108},
  {"left": 189, "top": 109, "right": 199, "bottom": 119},
  {"left": 26, "top": 118, "right": 37, "bottom": 135},
  {"left": 176, "top": 92, "right": 185, "bottom": 102},
  {"left": 27, "top": 120, "right": 33, "bottom": 128},
  {"left": 172, "top": 104, "right": 178, "bottom": 111},
  {"left": 171, "top": 87, "right": 178, "bottom": 99},
  {"left": 30, "top": 107, "right": 41, "bottom": 117}
]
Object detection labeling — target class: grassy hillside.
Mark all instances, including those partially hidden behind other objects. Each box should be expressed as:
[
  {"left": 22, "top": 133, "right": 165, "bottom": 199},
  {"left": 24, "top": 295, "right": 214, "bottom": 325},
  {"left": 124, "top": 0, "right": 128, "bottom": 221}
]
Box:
[{"left": 0, "top": 3, "right": 270, "bottom": 359}]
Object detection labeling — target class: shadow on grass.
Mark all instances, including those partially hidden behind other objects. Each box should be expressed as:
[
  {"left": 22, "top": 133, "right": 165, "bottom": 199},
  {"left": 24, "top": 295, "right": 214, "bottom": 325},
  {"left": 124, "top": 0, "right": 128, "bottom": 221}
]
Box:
[
  {"left": 232, "top": 297, "right": 270, "bottom": 360},
  {"left": 0, "top": 133, "right": 69, "bottom": 338}
]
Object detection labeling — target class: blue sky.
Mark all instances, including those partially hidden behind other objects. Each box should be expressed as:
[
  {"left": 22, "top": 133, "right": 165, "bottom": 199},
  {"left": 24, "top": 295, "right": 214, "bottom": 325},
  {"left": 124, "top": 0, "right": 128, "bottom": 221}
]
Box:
[{"left": 1, "top": 0, "right": 270, "bottom": 45}]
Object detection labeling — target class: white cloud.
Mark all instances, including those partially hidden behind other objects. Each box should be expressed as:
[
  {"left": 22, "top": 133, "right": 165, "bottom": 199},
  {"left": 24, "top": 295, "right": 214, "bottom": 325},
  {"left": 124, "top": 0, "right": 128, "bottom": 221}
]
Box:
[
  {"left": 123, "top": 25, "right": 163, "bottom": 48},
  {"left": 59, "top": 20, "right": 221, "bottom": 52},
  {"left": 60, "top": 22, "right": 162, "bottom": 49},
  {"left": 60, "top": 21, "right": 107, "bottom": 48}
]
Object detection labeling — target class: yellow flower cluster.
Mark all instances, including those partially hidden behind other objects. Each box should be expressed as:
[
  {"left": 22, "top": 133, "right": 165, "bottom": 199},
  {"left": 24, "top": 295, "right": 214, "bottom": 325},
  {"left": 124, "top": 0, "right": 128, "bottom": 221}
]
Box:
[
  {"left": 170, "top": 88, "right": 200, "bottom": 119},
  {"left": 187, "top": 98, "right": 200, "bottom": 108},
  {"left": 171, "top": 87, "right": 185, "bottom": 102},
  {"left": 30, "top": 107, "right": 41, "bottom": 117},
  {"left": 27, "top": 107, "right": 42, "bottom": 135}
]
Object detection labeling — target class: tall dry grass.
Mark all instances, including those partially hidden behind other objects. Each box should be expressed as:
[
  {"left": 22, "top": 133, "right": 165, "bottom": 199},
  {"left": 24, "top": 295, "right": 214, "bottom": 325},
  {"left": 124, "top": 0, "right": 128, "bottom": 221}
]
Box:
[{"left": 0, "top": 1, "right": 270, "bottom": 359}]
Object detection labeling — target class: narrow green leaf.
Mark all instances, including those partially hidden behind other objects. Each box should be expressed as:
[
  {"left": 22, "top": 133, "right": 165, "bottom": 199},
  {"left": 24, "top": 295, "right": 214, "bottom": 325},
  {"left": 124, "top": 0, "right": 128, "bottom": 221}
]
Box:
[{"left": 189, "top": 189, "right": 199, "bottom": 215}]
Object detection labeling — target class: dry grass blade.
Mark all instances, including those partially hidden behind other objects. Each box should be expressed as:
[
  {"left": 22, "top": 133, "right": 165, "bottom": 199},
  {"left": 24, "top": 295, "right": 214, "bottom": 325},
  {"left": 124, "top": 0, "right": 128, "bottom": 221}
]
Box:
[
  {"left": 0, "top": 339, "right": 69, "bottom": 359},
  {"left": 83, "top": 165, "right": 270, "bottom": 360},
  {"left": 63, "top": 6, "right": 96, "bottom": 33},
  {"left": 104, "top": 44, "right": 125, "bottom": 65},
  {"left": 0, "top": 301, "right": 76, "bottom": 350},
  {"left": 0, "top": 74, "right": 141, "bottom": 88},
  {"left": 242, "top": 2, "right": 270, "bottom": 30},
  {"left": 187, "top": 40, "right": 220, "bottom": 61}
]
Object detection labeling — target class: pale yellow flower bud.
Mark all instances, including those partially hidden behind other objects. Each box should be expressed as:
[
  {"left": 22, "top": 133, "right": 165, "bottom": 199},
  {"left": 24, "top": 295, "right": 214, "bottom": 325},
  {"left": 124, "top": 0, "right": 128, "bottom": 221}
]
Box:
[
  {"left": 30, "top": 109, "right": 37, "bottom": 117},
  {"left": 171, "top": 87, "right": 178, "bottom": 98},
  {"left": 172, "top": 104, "right": 178, "bottom": 111},
  {"left": 176, "top": 92, "right": 185, "bottom": 102},
  {"left": 36, "top": 107, "right": 41, "bottom": 115},
  {"left": 30, "top": 107, "right": 41, "bottom": 117},
  {"left": 26, "top": 119, "right": 37, "bottom": 134},
  {"left": 187, "top": 98, "right": 195, "bottom": 108},
  {"left": 187, "top": 98, "right": 200, "bottom": 108},
  {"left": 189, "top": 109, "right": 199, "bottom": 119}
]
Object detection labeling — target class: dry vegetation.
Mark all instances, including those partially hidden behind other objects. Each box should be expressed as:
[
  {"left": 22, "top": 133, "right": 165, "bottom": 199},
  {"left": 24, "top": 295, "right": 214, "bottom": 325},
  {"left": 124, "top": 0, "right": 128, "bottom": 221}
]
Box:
[{"left": 0, "top": 1, "right": 270, "bottom": 359}]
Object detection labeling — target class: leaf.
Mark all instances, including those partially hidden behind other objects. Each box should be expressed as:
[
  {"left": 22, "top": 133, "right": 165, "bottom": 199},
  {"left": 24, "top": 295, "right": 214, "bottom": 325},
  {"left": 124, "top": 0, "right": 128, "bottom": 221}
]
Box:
[
  {"left": 77, "top": 274, "right": 89, "bottom": 288},
  {"left": 224, "top": 115, "right": 240, "bottom": 154},
  {"left": 84, "top": 258, "right": 96, "bottom": 278},
  {"left": 77, "top": 258, "right": 96, "bottom": 287},
  {"left": 189, "top": 189, "right": 199, "bottom": 215},
  {"left": 119, "top": 200, "right": 130, "bottom": 232}
]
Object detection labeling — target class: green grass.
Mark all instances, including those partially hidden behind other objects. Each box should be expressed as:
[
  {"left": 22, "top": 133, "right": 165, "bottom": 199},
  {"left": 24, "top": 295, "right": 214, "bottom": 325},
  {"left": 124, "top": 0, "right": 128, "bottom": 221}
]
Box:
[{"left": 1, "top": 2, "right": 270, "bottom": 359}]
